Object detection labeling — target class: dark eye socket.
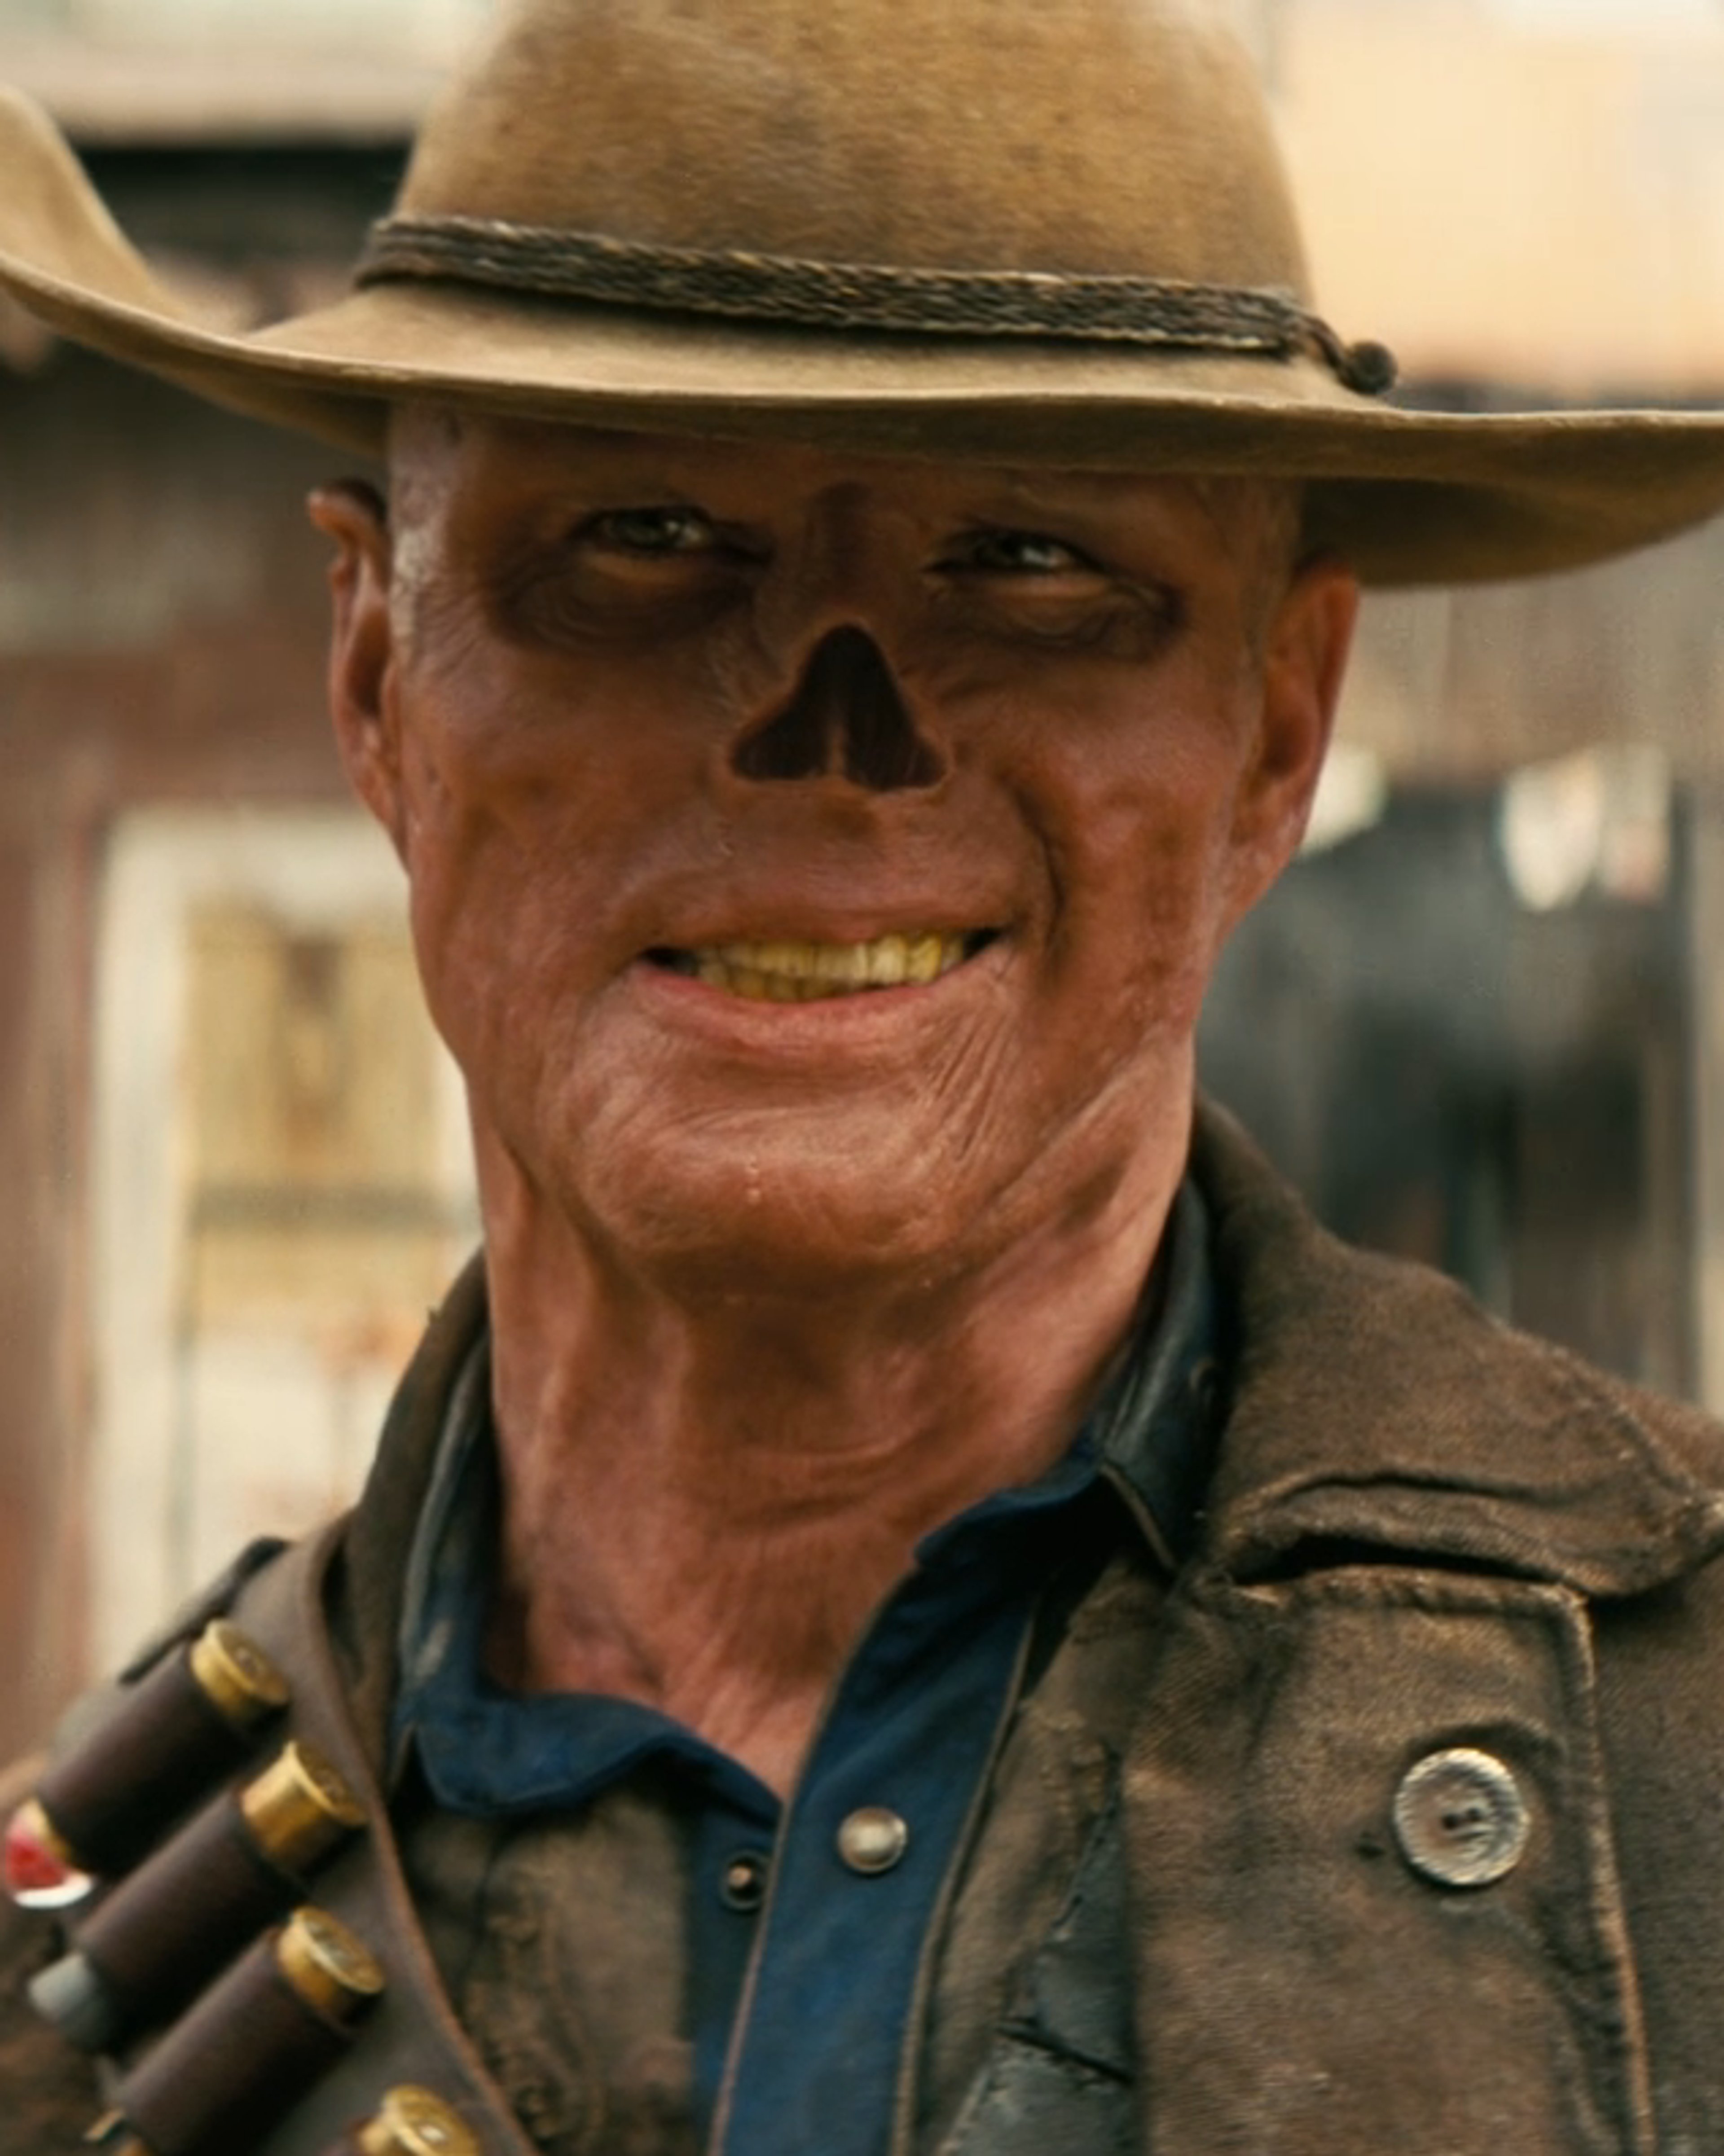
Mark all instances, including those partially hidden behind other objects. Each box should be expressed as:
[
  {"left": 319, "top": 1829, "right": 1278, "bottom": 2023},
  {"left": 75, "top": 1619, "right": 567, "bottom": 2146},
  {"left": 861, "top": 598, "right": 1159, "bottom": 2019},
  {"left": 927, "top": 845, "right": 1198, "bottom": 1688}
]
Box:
[
  {"left": 940, "top": 527, "right": 1101, "bottom": 577},
  {"left": 581, "top": 505, "right": 724, "bottom": 557}
]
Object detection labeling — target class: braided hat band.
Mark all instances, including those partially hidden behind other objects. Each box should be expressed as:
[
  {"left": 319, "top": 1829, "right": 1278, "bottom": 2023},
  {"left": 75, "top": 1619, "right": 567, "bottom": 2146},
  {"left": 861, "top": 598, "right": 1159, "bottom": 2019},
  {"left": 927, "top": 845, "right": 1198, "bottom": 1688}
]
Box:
[{"left": 357, "top": 215, "right": 1399, "bottom": 400}]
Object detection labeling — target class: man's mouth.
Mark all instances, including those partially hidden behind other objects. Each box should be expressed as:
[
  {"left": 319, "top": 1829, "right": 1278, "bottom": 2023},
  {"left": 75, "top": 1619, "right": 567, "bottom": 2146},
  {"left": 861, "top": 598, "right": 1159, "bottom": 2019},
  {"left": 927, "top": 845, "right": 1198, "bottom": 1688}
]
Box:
[{"left": 646, "top": 931, "right": 993, "bottom": 1002}]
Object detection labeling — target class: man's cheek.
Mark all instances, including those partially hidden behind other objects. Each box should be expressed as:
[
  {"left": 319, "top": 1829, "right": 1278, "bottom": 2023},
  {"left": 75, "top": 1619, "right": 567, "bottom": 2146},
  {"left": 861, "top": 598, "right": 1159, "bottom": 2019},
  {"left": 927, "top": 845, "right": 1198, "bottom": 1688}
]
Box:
[
  {"left": 409, "top": 866, "right": 552, "bottom": 1080},
  {"left": 1064, "top": 814, "right": 1223, "bottom": 970},
  {"left": 1076, "top": 893, "right": 1219, "bottom": 1050}
]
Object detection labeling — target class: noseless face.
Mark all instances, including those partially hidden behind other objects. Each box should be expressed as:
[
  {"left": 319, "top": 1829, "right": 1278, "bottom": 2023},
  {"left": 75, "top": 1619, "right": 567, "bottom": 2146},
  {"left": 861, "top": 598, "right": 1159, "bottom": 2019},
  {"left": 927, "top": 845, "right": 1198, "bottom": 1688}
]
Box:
[{"left": 318, "top": 415, "right": 1356, "bottom": 1292}]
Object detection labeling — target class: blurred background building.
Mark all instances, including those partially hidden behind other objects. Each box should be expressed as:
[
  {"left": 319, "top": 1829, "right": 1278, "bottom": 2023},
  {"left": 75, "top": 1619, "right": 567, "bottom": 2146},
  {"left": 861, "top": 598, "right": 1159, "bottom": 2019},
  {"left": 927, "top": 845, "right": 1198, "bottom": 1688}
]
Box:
[{"left": 3, "top": 0, "right": 1724, "bottom": 1755}]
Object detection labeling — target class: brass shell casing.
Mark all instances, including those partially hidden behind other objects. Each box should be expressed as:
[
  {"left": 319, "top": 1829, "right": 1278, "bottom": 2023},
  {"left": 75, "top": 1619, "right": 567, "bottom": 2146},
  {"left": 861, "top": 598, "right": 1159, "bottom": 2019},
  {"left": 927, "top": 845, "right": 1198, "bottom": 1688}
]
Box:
[
  {"left": 239, "top": 1742, "right": 367, "bottom": 1875},
  {"left": 356, "top": 2085, "right": 481, "bottom": 2156},
  {"left": 32, "top": 1625, "right": 288, "bottom": 1879},
  {"left": 89, "top": 2113, "right": 148, "bottom": 2156},
  {"left": 187, "top": 1620, "right": 290, "bottom": 1731},
  {"left": 16, "top": 1796, "right": 78, "bottom": 1871},
  {"left": 275, "top": 1907, "right": 386, "bottom": 2028}
]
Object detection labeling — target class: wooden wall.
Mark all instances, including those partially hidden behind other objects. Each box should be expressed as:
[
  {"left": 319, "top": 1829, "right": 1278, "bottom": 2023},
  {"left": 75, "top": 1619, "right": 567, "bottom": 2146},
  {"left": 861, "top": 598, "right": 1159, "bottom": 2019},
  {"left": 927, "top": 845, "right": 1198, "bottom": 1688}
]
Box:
[{"left": 0, "top": 347, "right": 355, "bottom": 1759}]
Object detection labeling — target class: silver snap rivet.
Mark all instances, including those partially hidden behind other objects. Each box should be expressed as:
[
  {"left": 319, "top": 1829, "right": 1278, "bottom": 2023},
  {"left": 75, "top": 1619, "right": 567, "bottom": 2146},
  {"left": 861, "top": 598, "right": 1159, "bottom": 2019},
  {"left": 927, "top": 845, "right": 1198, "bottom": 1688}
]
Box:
[
  {"left": 836, "top": 1806, "right": 909, "bottom": 1876},
  {"left": 720, "top": 1849, "right": 770, "bottom": 1913},
  {"left": 1393, "top": 1747, "right": 1530, "bottom": 1889}
]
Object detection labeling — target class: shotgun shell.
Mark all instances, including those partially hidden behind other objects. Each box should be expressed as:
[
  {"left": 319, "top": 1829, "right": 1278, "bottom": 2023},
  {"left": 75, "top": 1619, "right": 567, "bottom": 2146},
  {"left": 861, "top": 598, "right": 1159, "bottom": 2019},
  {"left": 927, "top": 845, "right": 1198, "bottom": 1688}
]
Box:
[
  {"left": 277, "top": 1906, "right": 387, "bottom": 2027},
  {"left": 3, "top": 1796, "right": 92, "bottom": 1911},
  {"left": 27, "top": 1947, "right": 116, "bottom": 2052},
  {"left": 354, "top": 2086, "right": 481, "bottom": 2156},
  {"left": 113, "top": 1908, "right": 385, "bottom": 2156},
  {"left": 32, "top": 1620, "right": 289, "bottom": 1878},
  {"left": 97, "top": 2125, "right": 151, "bottom": 2156},
  {"left": 187, "top": 1622, "right": 292, "bottom": 1733},
  {"left": 31, "top": 1741, "right": 369, "bottom": 2050},
  {"left": 241, "top": 1741, "right": 369, "bottom": 1875}
]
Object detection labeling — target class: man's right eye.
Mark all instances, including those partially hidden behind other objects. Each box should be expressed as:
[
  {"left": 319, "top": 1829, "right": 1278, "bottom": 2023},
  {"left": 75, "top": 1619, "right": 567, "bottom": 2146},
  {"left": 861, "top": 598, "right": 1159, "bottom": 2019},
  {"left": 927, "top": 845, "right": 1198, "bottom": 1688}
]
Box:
[
  {"left": 581, "top": 506, "right": 721, "bottom": 557},
  {"left": 495, "top": 499, "right": 760, "bottom": 643}
]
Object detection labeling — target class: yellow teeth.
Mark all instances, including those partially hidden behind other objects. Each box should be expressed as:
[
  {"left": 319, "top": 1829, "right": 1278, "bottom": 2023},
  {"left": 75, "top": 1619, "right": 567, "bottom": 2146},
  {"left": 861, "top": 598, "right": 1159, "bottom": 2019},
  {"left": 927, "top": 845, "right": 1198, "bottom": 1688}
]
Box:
[{"left": 693, "top": 932, "right": 969, "bottom": 1001}]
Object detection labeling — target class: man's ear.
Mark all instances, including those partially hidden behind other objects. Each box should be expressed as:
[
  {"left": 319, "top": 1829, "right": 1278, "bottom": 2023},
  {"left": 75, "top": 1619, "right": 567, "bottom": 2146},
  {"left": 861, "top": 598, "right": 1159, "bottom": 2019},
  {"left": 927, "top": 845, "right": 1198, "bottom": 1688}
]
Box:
[
  {"left": 307, "top": 479, "right": 407, "bottom": 858},
  {"left": 1224, "top": 555, "right": 1360, "bottom": 925}
]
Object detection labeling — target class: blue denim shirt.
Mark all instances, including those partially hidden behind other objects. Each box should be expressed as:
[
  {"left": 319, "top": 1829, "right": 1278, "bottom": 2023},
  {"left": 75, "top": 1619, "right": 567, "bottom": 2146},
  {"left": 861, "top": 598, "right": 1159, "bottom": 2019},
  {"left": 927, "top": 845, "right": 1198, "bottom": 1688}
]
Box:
[{"left": 392, "top": 1183, "right": 1218, "bottom": 2153}]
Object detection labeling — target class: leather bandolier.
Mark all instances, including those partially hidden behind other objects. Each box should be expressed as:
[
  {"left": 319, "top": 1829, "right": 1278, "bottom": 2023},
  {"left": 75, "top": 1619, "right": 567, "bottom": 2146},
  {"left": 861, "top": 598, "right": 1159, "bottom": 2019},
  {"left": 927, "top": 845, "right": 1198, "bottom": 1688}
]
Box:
[{"left": 9, "top": 1526, "right": 533, "bottom": 2156}]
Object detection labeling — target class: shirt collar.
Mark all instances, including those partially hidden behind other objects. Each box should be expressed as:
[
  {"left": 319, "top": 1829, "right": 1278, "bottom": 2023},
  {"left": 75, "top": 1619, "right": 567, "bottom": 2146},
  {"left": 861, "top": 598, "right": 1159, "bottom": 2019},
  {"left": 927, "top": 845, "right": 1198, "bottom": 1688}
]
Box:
[{"left": 395, "top": 1177, "right": 1218, "bottom": 1741}]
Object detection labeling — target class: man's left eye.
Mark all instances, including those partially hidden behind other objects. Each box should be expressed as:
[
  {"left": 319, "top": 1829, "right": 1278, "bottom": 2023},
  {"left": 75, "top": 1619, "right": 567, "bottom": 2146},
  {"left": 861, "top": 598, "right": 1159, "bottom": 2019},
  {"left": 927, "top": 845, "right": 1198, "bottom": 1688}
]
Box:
[
  {"left": 942, "top": 528, "right": 1098, "bottom": 577},
  {"left": 584, "top": 506, "right": 721, "bottom": 556}
]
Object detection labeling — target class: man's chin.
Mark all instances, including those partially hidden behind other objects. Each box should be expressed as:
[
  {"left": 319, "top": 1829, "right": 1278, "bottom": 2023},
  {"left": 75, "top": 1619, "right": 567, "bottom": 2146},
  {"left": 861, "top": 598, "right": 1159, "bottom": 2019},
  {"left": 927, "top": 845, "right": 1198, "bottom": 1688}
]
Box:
[{"left": 559, "top": 1133, "right": 1013, "bottom": 1300}]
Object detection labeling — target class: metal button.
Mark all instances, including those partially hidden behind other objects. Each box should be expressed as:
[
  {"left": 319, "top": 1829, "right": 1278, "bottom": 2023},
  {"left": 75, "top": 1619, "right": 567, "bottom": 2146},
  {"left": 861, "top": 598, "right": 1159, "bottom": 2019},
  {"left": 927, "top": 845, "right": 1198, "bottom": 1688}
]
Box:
[
  {"left": 720, "top": 1850, "right": 769, "bottom": 1912},
  {"left": 836, "top": 1807, "right": 909, "bottom": 1876},
  {"left": 1393, "top": 1748, "right": 1530, "bottom": 1888}
]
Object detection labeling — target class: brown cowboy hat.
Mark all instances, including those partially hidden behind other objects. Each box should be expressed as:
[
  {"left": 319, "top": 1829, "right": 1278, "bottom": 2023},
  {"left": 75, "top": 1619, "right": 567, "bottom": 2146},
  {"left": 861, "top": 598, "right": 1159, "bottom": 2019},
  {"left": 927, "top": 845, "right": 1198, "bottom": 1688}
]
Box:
[{"left": 3, "top": 0, "right": 1724, "bottom": 587}]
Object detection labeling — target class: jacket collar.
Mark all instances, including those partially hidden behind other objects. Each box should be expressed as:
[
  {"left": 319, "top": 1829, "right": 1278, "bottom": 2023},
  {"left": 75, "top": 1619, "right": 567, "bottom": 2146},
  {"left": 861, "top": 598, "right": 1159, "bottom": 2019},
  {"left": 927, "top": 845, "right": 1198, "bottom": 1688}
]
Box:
[
  {"left": 333, "top": 1252, "right": 489, "bottom": 1753},
  {"left": 333, "top": 1106, "right": 1724, "bottom": 1752},
  {"left": 1190, "top": 1102, "right": 1724, "bottom": 1597}
]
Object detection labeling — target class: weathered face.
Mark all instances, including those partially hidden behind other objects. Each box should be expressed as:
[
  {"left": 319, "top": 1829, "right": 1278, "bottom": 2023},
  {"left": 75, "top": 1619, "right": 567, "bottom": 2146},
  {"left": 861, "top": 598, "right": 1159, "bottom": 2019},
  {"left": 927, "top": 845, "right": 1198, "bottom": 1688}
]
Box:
[{"left": 319, "top": 415, "right": 1356, "bottom": 1294}]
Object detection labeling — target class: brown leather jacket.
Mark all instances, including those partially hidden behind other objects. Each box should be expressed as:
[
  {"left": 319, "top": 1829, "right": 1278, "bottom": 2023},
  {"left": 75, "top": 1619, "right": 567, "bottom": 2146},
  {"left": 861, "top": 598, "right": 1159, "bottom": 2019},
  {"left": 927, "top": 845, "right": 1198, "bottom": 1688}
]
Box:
[{"left": 7, "top": 1108, "right": 1724, "bottom": 2153}]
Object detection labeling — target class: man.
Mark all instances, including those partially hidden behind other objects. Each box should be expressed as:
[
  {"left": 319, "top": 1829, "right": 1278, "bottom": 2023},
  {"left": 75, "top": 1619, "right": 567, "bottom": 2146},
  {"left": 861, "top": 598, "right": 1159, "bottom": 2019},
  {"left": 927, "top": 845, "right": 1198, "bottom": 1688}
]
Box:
[{"left": 4, "top": 2, "right": 1724, "bottom": 2151}]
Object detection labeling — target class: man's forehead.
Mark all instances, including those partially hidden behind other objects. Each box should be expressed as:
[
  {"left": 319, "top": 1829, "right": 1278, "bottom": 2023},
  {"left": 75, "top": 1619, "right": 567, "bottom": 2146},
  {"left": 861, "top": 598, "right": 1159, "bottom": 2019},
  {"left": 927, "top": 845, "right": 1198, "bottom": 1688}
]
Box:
[{"left": 383, "top": 403, "right": 1277, "bottom": 541}]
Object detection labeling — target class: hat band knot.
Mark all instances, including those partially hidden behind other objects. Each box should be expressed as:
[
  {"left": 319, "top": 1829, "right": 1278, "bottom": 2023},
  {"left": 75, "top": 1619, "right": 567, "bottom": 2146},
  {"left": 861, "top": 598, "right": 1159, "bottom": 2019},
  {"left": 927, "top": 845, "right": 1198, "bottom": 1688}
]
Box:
[{"left": 356, "top": 216, "right": 1398, "bottom": 398}]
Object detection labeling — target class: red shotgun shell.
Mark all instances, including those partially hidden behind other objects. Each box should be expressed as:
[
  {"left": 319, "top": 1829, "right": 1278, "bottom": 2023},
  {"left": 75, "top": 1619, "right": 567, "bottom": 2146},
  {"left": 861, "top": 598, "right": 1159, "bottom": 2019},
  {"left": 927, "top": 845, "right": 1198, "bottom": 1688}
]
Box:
[{"left": 4, "top": 1797, "right": 93, "bottom": 1911}]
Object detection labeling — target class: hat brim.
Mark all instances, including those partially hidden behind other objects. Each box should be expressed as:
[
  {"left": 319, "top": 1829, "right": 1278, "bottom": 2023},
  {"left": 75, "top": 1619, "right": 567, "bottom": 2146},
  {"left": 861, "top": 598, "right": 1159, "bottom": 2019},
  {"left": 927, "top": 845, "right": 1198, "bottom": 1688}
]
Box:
[{"left": 4, "top": 84, "right": 1724, "bottom": 588}]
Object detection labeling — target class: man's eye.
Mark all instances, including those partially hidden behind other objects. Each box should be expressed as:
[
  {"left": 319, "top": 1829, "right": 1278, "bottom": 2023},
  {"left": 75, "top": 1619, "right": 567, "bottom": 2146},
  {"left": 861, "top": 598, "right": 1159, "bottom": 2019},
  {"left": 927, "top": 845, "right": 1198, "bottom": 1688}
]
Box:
[
  {"left": 943, "top": 528, "right": 1098, "bottom": 577},
  {"left": 584, "top": 506, "right": 720, "bottom": 557}
]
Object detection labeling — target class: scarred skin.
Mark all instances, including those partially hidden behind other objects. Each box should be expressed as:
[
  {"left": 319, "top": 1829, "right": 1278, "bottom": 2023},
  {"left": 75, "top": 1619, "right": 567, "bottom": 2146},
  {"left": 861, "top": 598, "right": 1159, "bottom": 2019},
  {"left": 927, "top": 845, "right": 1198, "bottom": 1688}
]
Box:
[{"left": 309, "top": 415, "right": 1358, "bottom": 1794}]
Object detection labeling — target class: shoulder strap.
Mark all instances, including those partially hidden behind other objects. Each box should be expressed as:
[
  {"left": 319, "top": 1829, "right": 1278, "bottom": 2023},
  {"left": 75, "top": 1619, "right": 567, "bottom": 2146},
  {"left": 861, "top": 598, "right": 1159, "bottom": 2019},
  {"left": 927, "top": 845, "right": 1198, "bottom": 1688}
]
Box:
[
  {"left": 223, "top": 1524, "right": 539, "bottom": 2156},
  {"left": 12, "top": 1530, "right": 537, "bottom": 2156}
]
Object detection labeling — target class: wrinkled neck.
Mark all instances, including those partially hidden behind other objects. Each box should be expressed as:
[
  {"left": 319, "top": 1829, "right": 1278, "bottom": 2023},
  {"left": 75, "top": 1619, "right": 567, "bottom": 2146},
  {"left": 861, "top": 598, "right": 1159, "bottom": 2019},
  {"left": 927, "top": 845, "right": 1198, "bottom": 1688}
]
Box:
[{"left": 471, "top": 1107, "right": 1187, "bottom": 1789}]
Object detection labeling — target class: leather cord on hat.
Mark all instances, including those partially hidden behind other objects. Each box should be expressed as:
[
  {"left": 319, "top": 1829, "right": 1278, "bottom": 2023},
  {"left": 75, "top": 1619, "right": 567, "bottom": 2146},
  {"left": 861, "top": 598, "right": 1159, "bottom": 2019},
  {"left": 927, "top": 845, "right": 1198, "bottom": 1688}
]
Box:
[{"left": 356, "top": 216, "right": 1399, "bottom": 396}]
